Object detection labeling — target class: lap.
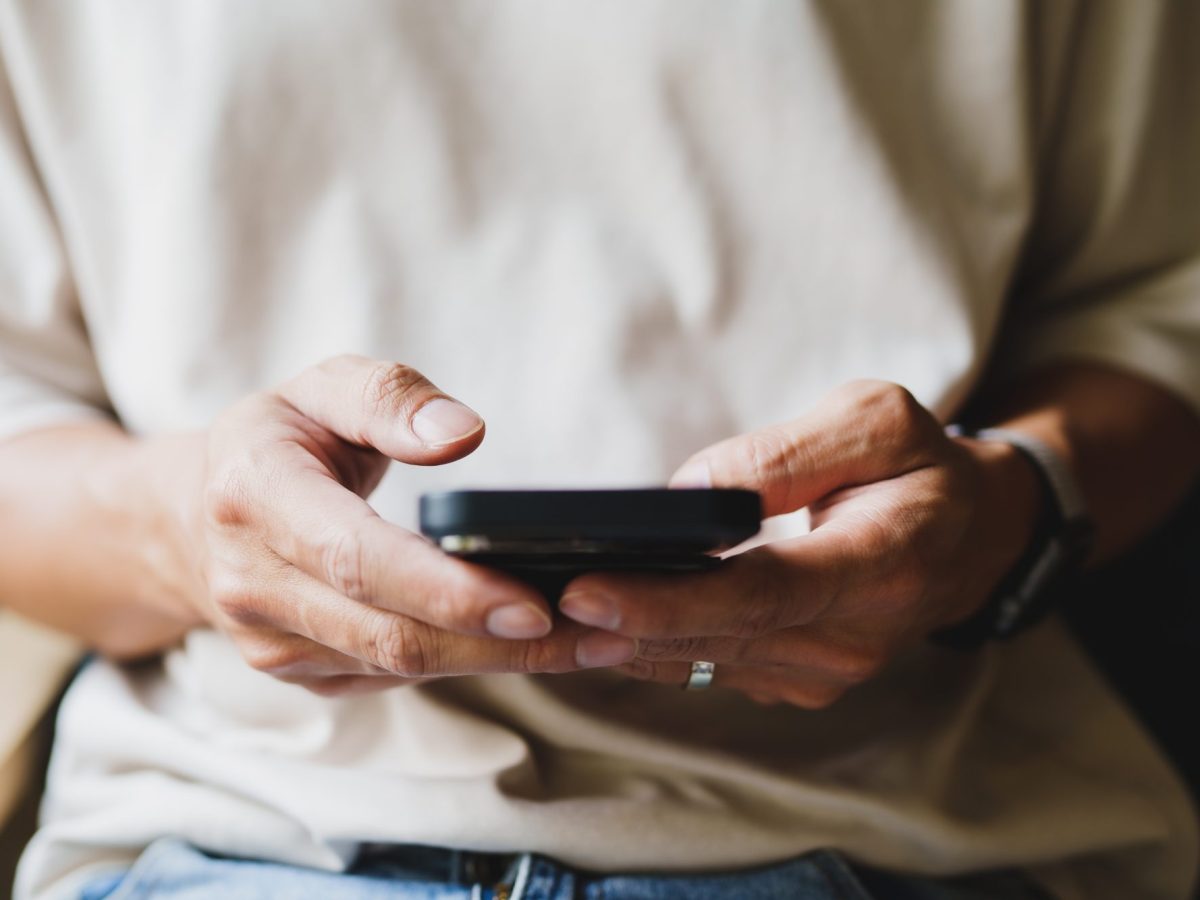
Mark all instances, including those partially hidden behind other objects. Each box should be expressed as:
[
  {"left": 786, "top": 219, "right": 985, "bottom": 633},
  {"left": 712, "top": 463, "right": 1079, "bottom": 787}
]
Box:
[{"left": 80, "top": 839, "right": 1053, "bottom": 900}]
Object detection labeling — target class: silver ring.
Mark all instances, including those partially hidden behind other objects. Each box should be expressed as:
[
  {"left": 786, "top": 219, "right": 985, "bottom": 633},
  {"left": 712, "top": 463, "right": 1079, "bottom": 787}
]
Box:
[{"left": 684, "top": 661, "right": 716, "bottom": 691}]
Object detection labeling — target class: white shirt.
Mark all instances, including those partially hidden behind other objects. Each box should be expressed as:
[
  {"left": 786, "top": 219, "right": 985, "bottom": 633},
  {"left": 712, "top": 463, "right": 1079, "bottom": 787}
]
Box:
[{"left": 2, "top": 3, "right": 1198, "bottom": 898}]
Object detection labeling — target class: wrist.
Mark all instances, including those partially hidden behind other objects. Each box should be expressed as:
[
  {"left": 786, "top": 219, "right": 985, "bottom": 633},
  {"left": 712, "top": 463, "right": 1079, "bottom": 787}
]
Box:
[
  {"left": 934, "top": 422, "right": 1097, "bottom": 647},
  {"left": 938, "top": 435, "right": 1044, "bottom": 628},
  {"left": 0, "top": 423, "right": 205, "bottom": 659},
  {"left": 89, "top": 430, "right": 212, "bottom": 655},
  {"left": 131, "top": 431, "right": 212, "bottom": 629}
]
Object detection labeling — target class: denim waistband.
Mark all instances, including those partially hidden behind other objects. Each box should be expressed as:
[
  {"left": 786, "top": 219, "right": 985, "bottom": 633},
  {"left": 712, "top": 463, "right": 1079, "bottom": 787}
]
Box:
[
  {"left": 354, "top": 841, "right": 523, "bottom": 888},
  {"left": 350, "top": 843, "right": 878, "bottom": 899},
  {"left": 82, "top": 838, "right": 1054, "bottom": 900}
]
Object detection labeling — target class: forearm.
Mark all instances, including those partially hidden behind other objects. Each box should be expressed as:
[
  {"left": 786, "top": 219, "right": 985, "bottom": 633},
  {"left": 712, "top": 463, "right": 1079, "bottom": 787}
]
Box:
[
  {"left": 964, "top": 362, "right": 1200, "bottom": 565},
  {"left": 0, "top": 421, "right": 206, "bottom": 658}
]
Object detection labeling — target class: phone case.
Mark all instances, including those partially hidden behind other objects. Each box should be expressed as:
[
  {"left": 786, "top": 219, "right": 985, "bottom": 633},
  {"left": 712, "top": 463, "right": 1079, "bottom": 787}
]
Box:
[
  {"left": 419, "top": 488, "right": 762, "bottom": 600},
  {"left": 420, "top": 488, "right": 760, "bottom": 547}
]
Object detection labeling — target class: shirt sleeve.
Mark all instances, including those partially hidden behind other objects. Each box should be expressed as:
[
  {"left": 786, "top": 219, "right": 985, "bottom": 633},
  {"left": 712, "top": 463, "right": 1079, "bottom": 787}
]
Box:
[
  {"left": 0, "top": 42, "right": 111, "bottom": 443},
  {"left": 991, "top": 1, "right": 1200, "bottom": 415}
]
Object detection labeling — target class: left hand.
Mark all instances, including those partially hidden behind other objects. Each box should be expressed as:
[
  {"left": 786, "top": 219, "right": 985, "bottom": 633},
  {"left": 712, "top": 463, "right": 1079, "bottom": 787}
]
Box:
[{"left": 559, "top": 381, "right": 1042, "bottom": 708}]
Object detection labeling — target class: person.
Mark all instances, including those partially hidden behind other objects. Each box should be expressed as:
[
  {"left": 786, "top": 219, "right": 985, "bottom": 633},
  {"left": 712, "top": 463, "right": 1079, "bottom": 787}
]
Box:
[{"left": 1, "top": 3, "right": 1198, "bottom": 898}]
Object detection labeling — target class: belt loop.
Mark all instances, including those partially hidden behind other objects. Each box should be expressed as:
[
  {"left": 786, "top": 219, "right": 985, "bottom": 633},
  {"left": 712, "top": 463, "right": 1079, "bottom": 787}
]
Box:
[
  {"left": 508, "top": 854, "right": 534, "bottom": 900},
  {"left": 449, "top": 848, "right": 468, "bottom": 884}
]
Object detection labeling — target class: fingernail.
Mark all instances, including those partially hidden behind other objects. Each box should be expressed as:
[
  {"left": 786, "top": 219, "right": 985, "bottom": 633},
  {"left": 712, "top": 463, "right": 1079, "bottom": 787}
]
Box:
[
  {"left": 669, "top": 459, "right": 712, "bottom": 489},
  {"left": 559, "top": 592, "right": 620, "bottom": 630},
  {"left": 576, "top": 632, "right": 637, "bottom": 668},
  {"left": 486, "top": 603, "right": 552, "bottom": 639},
  {"left": 411, "top": 398, "right": 483, "bottom": 447}
]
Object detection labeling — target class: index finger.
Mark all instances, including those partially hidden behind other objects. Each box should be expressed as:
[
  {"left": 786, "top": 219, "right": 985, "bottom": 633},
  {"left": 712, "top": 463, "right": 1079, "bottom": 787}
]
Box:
[{"left": 214, "top": 437, "right": 554, "bottom": 640}]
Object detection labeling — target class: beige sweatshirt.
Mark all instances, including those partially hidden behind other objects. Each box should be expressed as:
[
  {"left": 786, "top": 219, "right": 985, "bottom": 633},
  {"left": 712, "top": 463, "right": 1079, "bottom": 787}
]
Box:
[{"left": 1, "top": 2, "right": 1198, "bottom": 898}]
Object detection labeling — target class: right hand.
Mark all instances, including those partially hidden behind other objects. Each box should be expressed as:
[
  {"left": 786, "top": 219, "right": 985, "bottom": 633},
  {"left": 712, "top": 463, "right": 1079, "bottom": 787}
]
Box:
[{"left": 188, "top": 355, "right": 636, "bottom": 695}]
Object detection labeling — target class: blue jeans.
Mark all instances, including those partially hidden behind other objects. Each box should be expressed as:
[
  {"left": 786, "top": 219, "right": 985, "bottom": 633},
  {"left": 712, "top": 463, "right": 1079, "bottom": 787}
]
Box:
[{"left": 80, "top": 838, "right": 1053, "bottom": 900}]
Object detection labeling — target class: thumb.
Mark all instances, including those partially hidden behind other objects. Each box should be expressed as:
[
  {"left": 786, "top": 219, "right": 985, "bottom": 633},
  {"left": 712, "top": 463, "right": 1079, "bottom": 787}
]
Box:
[
  {"left": 669, "top": 381, "right": 938, "bottom": 517},
  {"left": 278, "top": 355, "right": 484, "bottom": 465}
]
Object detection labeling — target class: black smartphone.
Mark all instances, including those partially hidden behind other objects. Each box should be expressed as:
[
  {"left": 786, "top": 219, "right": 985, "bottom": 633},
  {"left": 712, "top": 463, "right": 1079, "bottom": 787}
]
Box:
[{"left": 420, "top": 488, "right": 762, "bottom": 599}]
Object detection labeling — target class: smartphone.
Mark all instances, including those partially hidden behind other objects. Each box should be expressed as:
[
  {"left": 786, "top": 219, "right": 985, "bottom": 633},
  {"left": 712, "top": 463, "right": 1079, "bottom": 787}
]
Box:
[{"left": 420, "top": 488, "right": 762, "bottom": 599}]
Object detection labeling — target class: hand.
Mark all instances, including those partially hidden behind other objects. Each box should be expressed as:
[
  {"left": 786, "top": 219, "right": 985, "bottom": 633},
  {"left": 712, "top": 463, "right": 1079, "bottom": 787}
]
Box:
[
  {"left": 188, "top": 355, "right": 636, "bottom": 695},
  {"left": 558, "top": 381, "right": 1041, "bottom": 708}
]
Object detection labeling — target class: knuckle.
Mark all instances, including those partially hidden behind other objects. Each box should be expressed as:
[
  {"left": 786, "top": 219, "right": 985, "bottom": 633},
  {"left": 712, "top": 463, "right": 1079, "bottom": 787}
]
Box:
[
  {"left": 729, "top": 603, "right": 781, "bottom": 641},
  {"left": 514, "top": 637, "right": 571, "bottom": 674},
  {"left": 242, "top": 639, "right": 309, "bottom": 677},
  {"left": 203, "top": 436, "right": 287, "bottom": 532},
  {"left": 203, "top": 465, "right": 254, "bottom": 529},
  {"left": 728, "top": 570, "right": 789, "bottom": 638},
  {"left": 323, "top": 531, "right": 372, "bottom": 602},
  {"left": 860, "top": 381, "right": 931, "bottom": 437},
  {"left": 738, "top": 426, "right": 793, "bottom": 486},
  {"left": 209, "top": 575, "right": 265, "bottom": 627},
  {"left": 637, "top": 637, "right": 709, "bottom": 663},
  {"left": 362, "top": 361, "right": 427, "bottom": 417},
  {"left": 367, "top": 617, "right": 433, "bottom": 677},
  {"left": 838, "top": 378, "right": 888, "bottom": 406}
]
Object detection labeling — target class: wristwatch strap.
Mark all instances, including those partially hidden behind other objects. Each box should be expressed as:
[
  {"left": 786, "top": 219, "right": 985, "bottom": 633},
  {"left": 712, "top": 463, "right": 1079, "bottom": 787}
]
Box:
[
  {"left": 968, "top": 427, "right": 1089, "bottom": 526},
  {"left": 934, "top": 425, "right": 1095, "bottom": 647}
]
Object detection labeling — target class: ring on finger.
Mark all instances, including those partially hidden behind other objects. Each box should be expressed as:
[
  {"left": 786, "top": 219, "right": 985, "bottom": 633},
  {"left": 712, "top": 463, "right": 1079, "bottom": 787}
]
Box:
[{"left": 684, "top": 660, "right": 716, "bottom": 691}]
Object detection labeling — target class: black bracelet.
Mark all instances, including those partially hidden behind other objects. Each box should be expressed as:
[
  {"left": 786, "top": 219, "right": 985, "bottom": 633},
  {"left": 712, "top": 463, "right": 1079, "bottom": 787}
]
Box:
[{"left": 931, "top": 426, "right": 1095, "bottom": 650}]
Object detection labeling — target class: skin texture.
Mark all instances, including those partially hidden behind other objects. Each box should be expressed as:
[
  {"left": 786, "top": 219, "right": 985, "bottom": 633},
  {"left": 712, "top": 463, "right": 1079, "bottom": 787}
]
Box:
[
  {"left": 0, "top": 355, "right": 637, "bottom": 694},
  {"left": 561, "top": 366, "right": 1200, "bottom": 705},
  {"left": 0, "top": 357, "right": 1197, "bottom": 704},
  {"left": 561, "top": 379, "right": 1044, "bottom": 706}
]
